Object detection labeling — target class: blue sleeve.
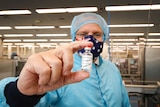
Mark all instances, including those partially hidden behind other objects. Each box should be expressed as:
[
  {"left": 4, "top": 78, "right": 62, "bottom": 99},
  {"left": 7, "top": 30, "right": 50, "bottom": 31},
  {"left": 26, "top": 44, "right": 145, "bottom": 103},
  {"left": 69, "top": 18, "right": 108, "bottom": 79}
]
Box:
[
  {"left": 0, "top": 77, "right": 18, "bottom": 107},
  {"left": 0, "top": 77, "right": 44, "bottom": 107},
  {"left": 4, "top": 80, "right": 45, "bottom": 107}
]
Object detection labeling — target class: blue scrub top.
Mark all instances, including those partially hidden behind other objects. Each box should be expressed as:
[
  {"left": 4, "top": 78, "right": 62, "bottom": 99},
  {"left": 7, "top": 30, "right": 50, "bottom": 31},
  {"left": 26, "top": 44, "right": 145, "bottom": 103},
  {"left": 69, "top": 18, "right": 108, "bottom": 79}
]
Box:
[{"left": 0, "top": 53, "right": 131, "bottom": 107}]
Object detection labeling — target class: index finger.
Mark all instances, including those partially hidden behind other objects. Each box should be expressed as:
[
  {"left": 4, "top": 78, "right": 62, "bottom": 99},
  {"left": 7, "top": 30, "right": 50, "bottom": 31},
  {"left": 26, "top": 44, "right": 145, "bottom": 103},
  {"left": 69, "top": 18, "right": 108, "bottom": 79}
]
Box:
[
  {"left": 67, "top": 40, "right": 93, "bottom": 53},
  {"left": 61, "top": 41, "right": 93, "bottom": 75}
]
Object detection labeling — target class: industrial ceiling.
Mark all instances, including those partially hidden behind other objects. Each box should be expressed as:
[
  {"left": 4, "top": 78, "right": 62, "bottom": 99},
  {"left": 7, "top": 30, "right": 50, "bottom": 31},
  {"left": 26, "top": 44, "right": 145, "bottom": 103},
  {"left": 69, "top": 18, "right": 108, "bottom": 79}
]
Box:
[{"left": 0, "top": 0, "right": 160, "bottom": 45}]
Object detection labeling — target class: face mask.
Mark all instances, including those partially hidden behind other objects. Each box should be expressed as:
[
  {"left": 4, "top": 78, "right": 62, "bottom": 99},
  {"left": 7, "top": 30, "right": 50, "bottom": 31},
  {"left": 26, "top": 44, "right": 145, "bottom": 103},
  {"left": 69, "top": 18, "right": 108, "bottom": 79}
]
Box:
[{"left": 77, "top": 35, "right": 103, "bottom": 60}]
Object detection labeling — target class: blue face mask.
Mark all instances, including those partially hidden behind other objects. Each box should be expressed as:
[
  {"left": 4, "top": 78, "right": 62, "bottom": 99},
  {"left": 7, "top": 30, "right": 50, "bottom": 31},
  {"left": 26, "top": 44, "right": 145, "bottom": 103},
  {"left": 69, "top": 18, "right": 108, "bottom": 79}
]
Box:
[{"left": 77, "top": 35, "right": 103, "bottom": 60}]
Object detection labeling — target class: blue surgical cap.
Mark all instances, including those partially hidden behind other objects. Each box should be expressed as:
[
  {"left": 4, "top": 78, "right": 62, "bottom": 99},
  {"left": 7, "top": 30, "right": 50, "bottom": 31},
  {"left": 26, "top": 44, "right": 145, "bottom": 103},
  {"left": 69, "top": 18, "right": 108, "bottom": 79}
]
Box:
[{"left": 70, "top": 13, "right": 109, "bottom": 41}]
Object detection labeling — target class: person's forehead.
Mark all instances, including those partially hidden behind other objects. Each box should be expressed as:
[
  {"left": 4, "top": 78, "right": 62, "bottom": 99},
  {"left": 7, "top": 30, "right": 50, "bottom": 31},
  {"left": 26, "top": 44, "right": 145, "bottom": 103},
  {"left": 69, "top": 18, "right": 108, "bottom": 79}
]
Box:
[{"left": 77, "top": 23, "right": 102, "bottom": 32}]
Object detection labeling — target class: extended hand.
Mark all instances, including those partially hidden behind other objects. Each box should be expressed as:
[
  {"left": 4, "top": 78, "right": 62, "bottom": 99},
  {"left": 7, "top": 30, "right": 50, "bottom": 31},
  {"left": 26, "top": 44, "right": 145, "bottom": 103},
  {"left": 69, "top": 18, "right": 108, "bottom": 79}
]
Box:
[{"left": 17, "top": 41, "right": 93, "bottom": 95}]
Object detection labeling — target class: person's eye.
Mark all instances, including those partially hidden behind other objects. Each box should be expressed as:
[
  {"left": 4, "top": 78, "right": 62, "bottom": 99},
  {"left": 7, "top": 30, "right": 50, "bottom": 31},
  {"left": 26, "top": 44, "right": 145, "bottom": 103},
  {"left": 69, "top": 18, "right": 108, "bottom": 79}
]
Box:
[
  {"left": 77, "top": 33, "right": 86, "bottom": 37},
  {"left": 93, "top": 33, "right": 103, "bottom": 38},
  {"left": 80, "top": 33, "right": 86, "bottom": 36}
]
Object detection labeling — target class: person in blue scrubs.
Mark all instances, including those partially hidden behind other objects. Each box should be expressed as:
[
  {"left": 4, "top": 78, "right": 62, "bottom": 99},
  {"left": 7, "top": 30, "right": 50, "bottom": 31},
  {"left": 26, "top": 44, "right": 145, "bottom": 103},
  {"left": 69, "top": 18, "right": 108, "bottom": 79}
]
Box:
[{"left": 0, "top": 13, "right": 131, "bottom": 107}]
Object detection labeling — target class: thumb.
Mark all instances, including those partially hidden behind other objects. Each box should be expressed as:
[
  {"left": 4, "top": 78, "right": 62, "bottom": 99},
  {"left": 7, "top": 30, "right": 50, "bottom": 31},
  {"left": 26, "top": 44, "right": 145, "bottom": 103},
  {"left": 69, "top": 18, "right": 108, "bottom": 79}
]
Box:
[{"left": 64, "top": 71, "right": 90, "bottom": 85}]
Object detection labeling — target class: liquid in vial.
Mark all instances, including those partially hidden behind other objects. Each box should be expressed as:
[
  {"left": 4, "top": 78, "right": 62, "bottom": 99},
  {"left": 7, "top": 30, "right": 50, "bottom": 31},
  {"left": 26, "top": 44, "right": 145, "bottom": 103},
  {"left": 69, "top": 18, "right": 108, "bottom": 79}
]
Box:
[{"left": 81, "top": 47, "right": 93, "bottom": 72}]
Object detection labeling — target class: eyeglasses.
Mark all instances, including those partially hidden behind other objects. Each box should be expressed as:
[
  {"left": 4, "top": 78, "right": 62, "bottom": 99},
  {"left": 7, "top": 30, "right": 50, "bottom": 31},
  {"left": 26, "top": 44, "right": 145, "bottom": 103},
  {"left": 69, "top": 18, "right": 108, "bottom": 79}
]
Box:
[{"left": 76, "top": 32, "right": 103, "bottom": 40}]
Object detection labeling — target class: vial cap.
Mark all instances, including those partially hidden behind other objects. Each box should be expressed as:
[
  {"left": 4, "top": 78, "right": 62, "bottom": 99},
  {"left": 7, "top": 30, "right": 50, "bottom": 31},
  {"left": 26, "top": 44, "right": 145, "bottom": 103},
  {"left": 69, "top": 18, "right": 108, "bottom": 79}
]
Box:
[{"left": 84, "top": 46, "right": 91, "bottom": 50}]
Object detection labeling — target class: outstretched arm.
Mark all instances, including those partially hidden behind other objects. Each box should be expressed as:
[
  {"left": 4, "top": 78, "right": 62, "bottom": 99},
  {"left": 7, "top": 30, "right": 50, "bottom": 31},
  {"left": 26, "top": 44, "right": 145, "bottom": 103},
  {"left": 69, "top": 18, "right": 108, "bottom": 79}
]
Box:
[{"left": 4, "top": 41, "right": 93, "bottom": 106}]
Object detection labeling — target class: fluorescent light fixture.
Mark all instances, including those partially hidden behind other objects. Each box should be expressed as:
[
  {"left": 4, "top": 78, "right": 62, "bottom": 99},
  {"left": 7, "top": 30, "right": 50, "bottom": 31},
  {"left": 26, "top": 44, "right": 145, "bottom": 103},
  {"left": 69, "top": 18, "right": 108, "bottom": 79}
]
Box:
[
  {"left": 3, "top": 43, "right": 13, "bottom": 45},
  {"left": 20, "top": 45, "right": 34, "bottom": 48},
  {"left": 0, "top": 10, "right": 31, "bottom": 15},
  {"left": 110, "top": 50, "right": 126, "bottom": 52},
  {"left": 128, "top": 46, "right": 139, "bottom": 48},
  {"left": 150, "top": 4, "right": 160, "bottom": 10},
  {"left": 105, "top": 4, "right": 160, "bottom": 11},
  {"left": 36, "top": 8, "right": 66, "bottom": 13},
  {"left": 108, "top": 24, "right": 154, "bottom": 27},
  {"left": 23, "top": 39, "right": 48, "bottom": 42},
  {"left": 148, "top": 33, "right": 160, "bottom": 36},
  {"left": 36, "top": 43, "right": 57, "bottom": 48},
  {"left": 36, "top": 7, "right": 97, "bottom": 14},
  {"left": 112, "top": 43, "right": 136, "bottom": 45},
  {"left": 36, "top": 34, "right": 68, "bottom": 36},
  {"left": 66, "top": 7, "right": 97, "bottom": 13},
  {"left": 15, "top": 43, "right": 31, "bottom": 45},
  {"left": 15, "top": 26, "right": 55, "bottom": 29},
  {"left": 50, "top": 39, "right": 72, "bottom": 42},
  {"left": 146, "top": 43, "right": 160, "bottom": 45},
  {"left": 4, "top": 34, "right": 33, "bottom": 37},
  {"left": 0, "top": 35, "right": 2, "bottom": 37},
  {"left": 110, "top": 39, "right": 138, "bottom": 41},
  {"left": 3, "top": 39, "right": 21, "bottom": 42},
  {"left": 39, "top": 45, "right": 56, "bottom": 48},
  {"left": 145, "top": 39, "right": 160, "bottom": 41},
  {"left": 59, "top": 26, "right": 71, "bottom": 28},
  {"left": 36, "top": 43, "right": 57, "bottom": 45},
  {"left": 59, "top": 43, "right": 70, "bottom": 46},
  {"left": 151, "top": 46, "right": 160, "bottom": 48},
  {"left": 110, "top": 33, "right": 144, "bottom": 36},
  {"left": 0, "top": 26, "right": 12, "bottom": 30}
]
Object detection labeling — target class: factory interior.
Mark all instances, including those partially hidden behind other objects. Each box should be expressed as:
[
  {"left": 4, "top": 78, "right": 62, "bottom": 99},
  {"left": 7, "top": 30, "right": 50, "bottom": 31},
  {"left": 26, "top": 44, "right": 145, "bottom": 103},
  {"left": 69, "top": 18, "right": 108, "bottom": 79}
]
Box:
[{"left": 0, "top": 0, "right": 160, "bottom": 106}]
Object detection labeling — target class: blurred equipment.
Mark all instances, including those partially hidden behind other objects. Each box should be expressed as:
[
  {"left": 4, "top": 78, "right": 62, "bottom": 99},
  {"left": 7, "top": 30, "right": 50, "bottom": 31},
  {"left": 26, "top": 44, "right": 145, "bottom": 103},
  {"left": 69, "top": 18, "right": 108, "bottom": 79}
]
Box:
[
  {"left": 145, "top": 48, "right": 160, "bottom": 81},
  {"left": 0, "top": 59, "right": 16, "bottom": 79}
]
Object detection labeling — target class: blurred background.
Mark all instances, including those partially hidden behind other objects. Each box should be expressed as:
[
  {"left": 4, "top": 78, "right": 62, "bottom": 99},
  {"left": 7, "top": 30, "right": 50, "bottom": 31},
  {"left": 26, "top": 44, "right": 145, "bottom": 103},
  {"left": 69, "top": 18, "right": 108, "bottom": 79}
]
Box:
[{"left": 0, "top": 0, "right": 160, "bottom": 106}]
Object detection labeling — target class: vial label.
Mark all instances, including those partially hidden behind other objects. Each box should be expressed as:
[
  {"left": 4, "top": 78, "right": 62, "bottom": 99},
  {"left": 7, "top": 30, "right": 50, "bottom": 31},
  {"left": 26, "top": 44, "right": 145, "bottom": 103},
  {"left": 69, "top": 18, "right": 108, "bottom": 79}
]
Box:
[{"left": 81, "top": 55, "right": 92, "bottom": 72}]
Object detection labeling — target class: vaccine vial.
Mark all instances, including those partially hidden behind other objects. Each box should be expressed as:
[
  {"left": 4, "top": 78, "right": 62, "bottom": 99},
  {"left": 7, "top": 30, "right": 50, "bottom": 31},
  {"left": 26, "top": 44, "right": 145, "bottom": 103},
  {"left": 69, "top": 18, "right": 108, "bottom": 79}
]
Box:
[{"left": 81, "top": 47, "right": 93, "bottom": 72}]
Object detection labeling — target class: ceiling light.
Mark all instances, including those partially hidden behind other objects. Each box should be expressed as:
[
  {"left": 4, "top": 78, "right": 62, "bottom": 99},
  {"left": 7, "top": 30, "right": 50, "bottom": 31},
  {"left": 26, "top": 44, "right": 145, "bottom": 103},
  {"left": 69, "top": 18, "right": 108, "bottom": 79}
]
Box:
[
  {"left": 3, "top": 39, "right": 21, "bottom": 42},
  {"left": 20, "top": 45, "right": 34, "bottom": 48},
  {"left": 59, "top": 26, "right": 71, "bottom": 28},
  {"left": 14, "top": 43, "right": 32, "bottom": 45},
  {"left": 146, "top": 43, "right": 160, "bottom": 45},
  {"left": 59, "top": 43, "right": 70, "bottom": 46},
  {"left": 150, "top": 4, "right": 160, "bottom": 10},
  {"left": 36, "top": 43, "right": 57, "bottom": 45},
  {"left": 23, "top": 39, "right": 48, "bottom": 42},
  {"left": 112, "top": 43, "right": 135, "bottom": 45},
  {"left": 36, "top": 43, "right": 57, "bottom": 48},
  {"left": 151, "top": 46, "right": 160, "bottom": 48},
  {"left": 110, "top": 39, "right": 138, "bottom": 41},
  {"left": 0, "top": 26, "right": 12, "bottom": 30},
  {"left": 36, "top": 34, "right": 68, "bottom": 36},
  {"left": 3, "top": 43, "right": 13, "bottom": 45},
  {"left": 110, "top": 33, "right": 144, "bottom": 36},
  {"left": 145, "top": 39, "right": 160, "bottom": 41},
  {"left": 66, "top": 7, "right": 97, "bottom": 13},
  {"left": 4, "top": 34, "right": 33, "bottom": 37},
  {"left": 14, "top": 26, "right": 55, "bottom": 29},
  {"left": 36, "top": 8, "right": 66, "bottom": 13},
  {"left": 105, "top": 4, "right": 160, "bottom": 11},
  {"left": 108, "top": 24, "right": 154, "bottom": 27},
  {"left": 0, "top": 35, "right": 2, "bottom": 37},
  {"left": 39, "top": 45, "right": 56, "bottom": 48},
  {"left": 36, "top": 7, "right": 97, "bottom": 14},
  {"left": 50, "top": 39, "right": 72, "bottom": 42},
  {"left": 0, "top": 10, "right": 31, "bottom": 15},
  {"left": 148, "top": 33, "right": 160, "bottom": 36}
]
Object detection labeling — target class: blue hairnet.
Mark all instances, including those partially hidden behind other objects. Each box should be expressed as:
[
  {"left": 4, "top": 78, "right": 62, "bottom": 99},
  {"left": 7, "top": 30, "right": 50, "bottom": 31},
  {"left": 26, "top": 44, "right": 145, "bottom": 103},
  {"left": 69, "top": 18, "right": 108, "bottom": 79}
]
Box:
[{"left": 70, "top": 13, "right": 109, "bottom": 41}]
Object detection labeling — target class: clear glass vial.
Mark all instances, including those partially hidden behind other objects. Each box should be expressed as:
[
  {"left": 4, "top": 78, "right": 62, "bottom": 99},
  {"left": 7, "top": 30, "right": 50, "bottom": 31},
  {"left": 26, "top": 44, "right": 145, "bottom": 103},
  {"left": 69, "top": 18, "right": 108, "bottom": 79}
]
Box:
[{"left": 81, "top": 47, "right": 93, "bottom": 73}]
